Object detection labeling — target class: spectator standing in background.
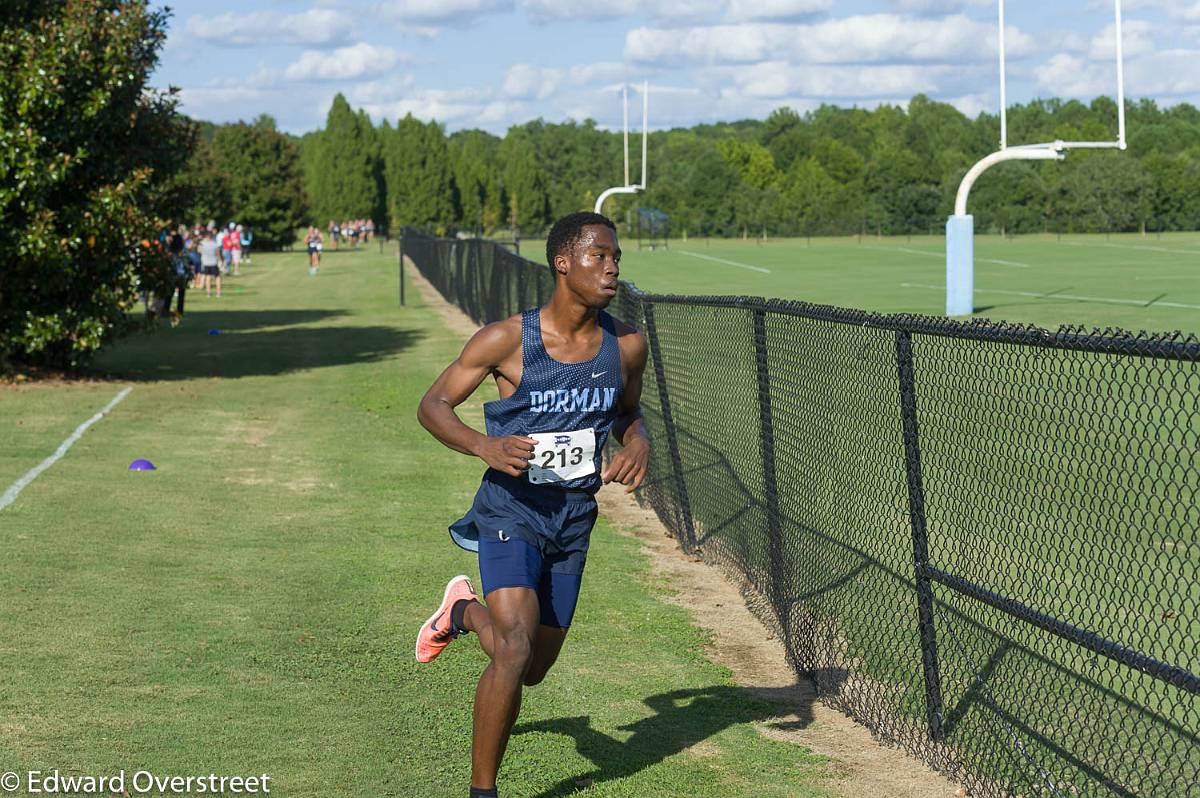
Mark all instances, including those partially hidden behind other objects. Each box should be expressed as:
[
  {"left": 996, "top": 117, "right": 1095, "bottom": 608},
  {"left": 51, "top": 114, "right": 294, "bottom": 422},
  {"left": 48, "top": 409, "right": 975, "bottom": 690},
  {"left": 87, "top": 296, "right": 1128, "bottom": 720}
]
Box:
[
  {"left": 221, "top": 223, "right": 236, "bottom": 275},
  {"left": 230, "top": 223, "right": 243, "bottom": 277},
  {"left": 186, "top": 235, "right": 202, "bottom": 299},
  {"left": 167, "top": 225, "right": 187, "bottom": 321},
  {"left": 200, "top": 229, "right": 221, "bottom": 297},
  {"left": 329, "top": 220, "right": 340, "bottom": 250},
  {"left": 240, "top": 225, "right": 253, "bottom": 265}
]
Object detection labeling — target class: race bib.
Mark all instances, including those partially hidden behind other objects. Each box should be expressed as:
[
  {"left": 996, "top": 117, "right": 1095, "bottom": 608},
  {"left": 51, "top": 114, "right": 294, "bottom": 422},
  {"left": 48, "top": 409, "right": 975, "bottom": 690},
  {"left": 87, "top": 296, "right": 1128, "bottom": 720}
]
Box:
[{"left": 527, "top": 427, "right": 596, "bottom": 485}]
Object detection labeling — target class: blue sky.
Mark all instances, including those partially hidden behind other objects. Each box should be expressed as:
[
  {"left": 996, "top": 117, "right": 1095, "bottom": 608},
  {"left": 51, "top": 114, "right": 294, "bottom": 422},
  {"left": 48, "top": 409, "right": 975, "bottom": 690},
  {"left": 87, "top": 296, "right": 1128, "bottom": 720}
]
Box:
[{"left": 155, "top": 1, "right": 1199, "bottom": 136}]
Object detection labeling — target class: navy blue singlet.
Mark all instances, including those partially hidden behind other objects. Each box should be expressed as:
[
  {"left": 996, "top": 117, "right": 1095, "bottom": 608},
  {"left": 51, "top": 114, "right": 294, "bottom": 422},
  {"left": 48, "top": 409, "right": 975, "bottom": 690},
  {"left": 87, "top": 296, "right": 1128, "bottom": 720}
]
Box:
[{"left": 482, "top": 307, "right": 624, "bottom": 492}]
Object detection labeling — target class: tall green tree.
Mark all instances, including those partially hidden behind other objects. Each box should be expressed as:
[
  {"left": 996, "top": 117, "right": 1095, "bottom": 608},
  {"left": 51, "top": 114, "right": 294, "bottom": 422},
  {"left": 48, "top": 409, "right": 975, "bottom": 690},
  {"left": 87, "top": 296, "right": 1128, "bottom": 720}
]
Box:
[
  {"left": 498, "top": 131, "right": 548, "bottom": 232},
  {"left": 174, "top": 134, "right": 234, "bottom": 227},
  {"left": 310, "top": 94, "right": 381, "bottom": 224},
  {"left": 0, "top": 0, "right": 192, "bottom": 368},
  {"left": 450, "top": 129, "right": 503, "bottom": 232},
  {"left": 1052, "top": 153, "right": 1152, "bottom": 233},
  {"left": 382, "top": 114, "right": 457, "bottom": 233},
  {"left": 781, "top": 158, "right": 838, "bottom": 235},
  {"left": 1142, "top": 151, "right": 1200, "bottom": 231},
  {"left": 259, "top": 91, "right": 1200, "bottom": 242},
  {"left": 297, "top": 129, "right": 323, "bottom": 220},
  {"left": 206, "top": 115, "right": 308, "bottom": 249}
]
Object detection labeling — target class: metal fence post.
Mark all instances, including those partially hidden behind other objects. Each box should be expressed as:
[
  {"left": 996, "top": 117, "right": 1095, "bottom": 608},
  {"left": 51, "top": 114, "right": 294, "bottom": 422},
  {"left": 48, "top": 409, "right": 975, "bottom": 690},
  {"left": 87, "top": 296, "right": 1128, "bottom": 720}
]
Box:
[
  {"left": 752, "top": 307, "right": 786, "bottom": 611},
  {"left": 504, "top": 255, "right": 513, "bottom": 317},
  {"left": 895, "top": 330, "right": 945, "bottom": 742},
  {"left": 642, "top": 301, "right": 698, "bottom": 552},
  {"left": 399, "top": 234, "right": 406, "bottom": 306},
  {"left": 516, "top": 257, "right": 527, "bottom": 310}
]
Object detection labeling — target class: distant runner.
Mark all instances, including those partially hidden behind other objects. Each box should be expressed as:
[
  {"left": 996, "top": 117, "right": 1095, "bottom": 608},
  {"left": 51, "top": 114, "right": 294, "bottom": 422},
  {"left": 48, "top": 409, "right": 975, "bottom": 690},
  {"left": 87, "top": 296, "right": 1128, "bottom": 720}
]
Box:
[{"left": 305, "top": 226, "right": 323, "bottom": 275}]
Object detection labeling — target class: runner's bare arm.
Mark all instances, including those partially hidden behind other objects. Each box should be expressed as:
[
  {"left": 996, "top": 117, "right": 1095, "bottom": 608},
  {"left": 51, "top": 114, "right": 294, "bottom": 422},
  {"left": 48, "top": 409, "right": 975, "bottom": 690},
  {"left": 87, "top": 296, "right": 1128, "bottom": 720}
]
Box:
[
  {"left": 417, "top": 321, "right": 537, "bottom": 477},
  {"left": 602, "top": 329, "right": 650, "bottom": 492}
]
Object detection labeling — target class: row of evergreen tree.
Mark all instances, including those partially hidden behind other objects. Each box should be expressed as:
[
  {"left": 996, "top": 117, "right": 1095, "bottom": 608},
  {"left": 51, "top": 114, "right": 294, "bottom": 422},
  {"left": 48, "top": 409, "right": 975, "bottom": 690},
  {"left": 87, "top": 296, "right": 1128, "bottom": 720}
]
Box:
[
  {"left": 176, "top": 92, "right": 1200, "bottom": 247},
  {"left": 284, "top": 92, "right": 1200, "bottom": 240}
]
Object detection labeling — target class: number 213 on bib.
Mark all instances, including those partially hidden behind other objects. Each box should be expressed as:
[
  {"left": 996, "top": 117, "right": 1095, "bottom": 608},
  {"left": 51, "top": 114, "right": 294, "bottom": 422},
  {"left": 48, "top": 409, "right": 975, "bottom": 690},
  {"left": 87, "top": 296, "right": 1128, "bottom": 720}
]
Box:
[{"left": 527, "top": 428, "right": 596, "bottom": 484}]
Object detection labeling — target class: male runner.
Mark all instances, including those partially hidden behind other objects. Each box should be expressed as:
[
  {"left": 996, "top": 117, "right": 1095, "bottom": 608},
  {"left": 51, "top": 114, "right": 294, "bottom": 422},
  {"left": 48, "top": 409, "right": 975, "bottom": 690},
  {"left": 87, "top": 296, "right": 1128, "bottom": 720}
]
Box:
[{"left": 415, "top": 212, "right": 650, "bottom": 798}]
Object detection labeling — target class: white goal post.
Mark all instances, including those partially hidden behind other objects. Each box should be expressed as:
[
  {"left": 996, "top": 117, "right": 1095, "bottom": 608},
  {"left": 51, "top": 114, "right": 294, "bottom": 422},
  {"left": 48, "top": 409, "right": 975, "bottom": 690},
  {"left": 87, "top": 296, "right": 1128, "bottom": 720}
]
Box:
[
  {"left": 945, "top": 0, "right": 1127, "bottom": 316},
  {"left": 595, "top": 82, "right": 649, "bottom": 215}
]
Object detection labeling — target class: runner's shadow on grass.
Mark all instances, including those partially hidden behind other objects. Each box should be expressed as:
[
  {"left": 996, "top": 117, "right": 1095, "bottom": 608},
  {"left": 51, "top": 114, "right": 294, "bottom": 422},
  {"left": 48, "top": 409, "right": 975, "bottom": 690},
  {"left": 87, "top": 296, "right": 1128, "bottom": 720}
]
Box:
[
  {"left": 514, "top": 681, "right": 833, "bottom": 797},
  {"left": 98, "top": 309, "right": 422, "bottom": 380}
]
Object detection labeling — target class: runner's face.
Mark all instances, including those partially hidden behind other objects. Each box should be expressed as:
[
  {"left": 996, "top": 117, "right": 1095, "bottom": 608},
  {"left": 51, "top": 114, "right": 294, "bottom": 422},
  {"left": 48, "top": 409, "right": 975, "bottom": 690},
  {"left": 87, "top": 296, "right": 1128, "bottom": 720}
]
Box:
[{"left": 563, "top": 225, "right": 620, "bottom": 307}]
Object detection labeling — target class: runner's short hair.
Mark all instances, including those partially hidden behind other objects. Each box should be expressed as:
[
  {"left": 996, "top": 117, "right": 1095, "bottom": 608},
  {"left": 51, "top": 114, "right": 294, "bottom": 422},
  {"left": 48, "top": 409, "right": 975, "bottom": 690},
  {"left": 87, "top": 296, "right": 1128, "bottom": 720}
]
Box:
[{"left": 546, "top": 212, "right": 616, "bottom": 268}]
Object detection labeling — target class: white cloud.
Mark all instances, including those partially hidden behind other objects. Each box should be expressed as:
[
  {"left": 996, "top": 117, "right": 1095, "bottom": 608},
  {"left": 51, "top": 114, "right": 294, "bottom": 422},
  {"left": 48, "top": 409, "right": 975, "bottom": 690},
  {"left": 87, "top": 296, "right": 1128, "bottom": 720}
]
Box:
[
  {"left": 284, "top": 43, "right": 408, "bottom": 81},
  {"left": 727, "top": 0, "right": 831, "bottom": 21},
  {"left": 648, "top": 0, "right": 727, "bottom": 18},
  {"left": 351, "top": 81, "right": 517, "bottom": 125},
  {"left": 516, "top": 0, "right": 619, "bottom": 22},
  {"left": 502, "top": 64, "right": 562, "bottom": 99},
  {"left": 1089, "top": 19, "right": 1154, "bottom": 61},
  {"left": 184, "top": 9, "right": 354, "bottom": 47},
  {"left": 1035, "top": 53, "right": 1115, "bottom": 97},
  {"left": 945, "top": 92, "right": 992, "bottom": 118},
  {"left": 886, "top": 0, "right": 989, "bottom": 14},
  {"left": 567, "top": 62, "right": 633, "bottom": 85},
  {"left": 717, "top": 60, "right": 969, "bottom": 99},
  {"left": 519, "top": 0, "right": 725, "bottom": 22},
  {"left": 376, "top": 0, "right": 513, "bottom": 25},
  {"left": 1038, "top": 47, "right": 1200, "bottom": 101},
  {"left": 1059, "top": 31, "right": 1089, "bottom": 53},
  {"left": 1167, "top": 2, "right": 1200, "bottom": 22},
  {"left": 349, "top": 75, "right": 417, "bottom": 105},
  {"left": 1099, "top": 0, "right": 1195, "bottom": 21},
  {"left": 1125, "top": 49, "right": 1200, "bottom": 96},
  {"left": 625, "top": 15, "right": 1034, "bottom": 67},
  {"left": 178, "top": 84, "right": 301, "bottom": 125}
]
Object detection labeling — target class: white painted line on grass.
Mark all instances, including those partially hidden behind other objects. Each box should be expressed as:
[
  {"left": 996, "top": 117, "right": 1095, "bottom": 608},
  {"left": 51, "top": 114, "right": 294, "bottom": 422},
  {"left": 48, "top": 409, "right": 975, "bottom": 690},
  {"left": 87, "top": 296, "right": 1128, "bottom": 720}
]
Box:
[
  {"left": 677, "top": 250, "right": 771, "bottom": 273},
  {"left": 0, "top": 386, "right": 132, "bottom": 512},
  {"left": 900, "top": 283, "right": 1200, "bottom": 310},
  {"left": 1063, "top": 241, "right": 1200, "bottom": 256},
  {"left": 865, "top": 245, "right": 1030, "bottom": 268}
]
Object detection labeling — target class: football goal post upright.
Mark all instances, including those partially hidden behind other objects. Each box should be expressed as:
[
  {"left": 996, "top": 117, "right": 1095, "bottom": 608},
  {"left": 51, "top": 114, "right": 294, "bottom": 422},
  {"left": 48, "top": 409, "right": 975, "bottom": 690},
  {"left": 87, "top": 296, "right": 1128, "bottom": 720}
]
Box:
[
  {"left": 595, "top": 82, "right": 648, "bottom": 215},
  {"left": 945, "top": 0, "right": 1126, "bottom": 316}
]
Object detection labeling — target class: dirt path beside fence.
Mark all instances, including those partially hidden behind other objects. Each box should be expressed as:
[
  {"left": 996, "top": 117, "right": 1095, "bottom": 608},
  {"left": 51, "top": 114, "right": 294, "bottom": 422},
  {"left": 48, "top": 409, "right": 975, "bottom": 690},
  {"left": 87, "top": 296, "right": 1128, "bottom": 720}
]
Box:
[{"left": 406, "top": 258, "right": 966, "bottom": 798}]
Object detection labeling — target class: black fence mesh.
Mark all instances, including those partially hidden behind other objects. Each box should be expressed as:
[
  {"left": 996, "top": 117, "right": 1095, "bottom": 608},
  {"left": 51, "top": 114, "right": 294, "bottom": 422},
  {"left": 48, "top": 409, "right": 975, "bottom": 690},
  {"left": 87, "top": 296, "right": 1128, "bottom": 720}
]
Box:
[{"left": 401, "top": 231, "right": 1200, "bottom": 798}]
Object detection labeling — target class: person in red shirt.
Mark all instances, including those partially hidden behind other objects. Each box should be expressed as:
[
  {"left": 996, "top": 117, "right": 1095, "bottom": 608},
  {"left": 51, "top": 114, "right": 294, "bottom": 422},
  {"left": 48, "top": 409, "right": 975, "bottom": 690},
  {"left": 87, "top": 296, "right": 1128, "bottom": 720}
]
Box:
[
  {"left": 230, "top": 223, "right": 243, "bottom": 276},
  {"left": 221, "top": 224, "right": 236, "bottom": 275}
]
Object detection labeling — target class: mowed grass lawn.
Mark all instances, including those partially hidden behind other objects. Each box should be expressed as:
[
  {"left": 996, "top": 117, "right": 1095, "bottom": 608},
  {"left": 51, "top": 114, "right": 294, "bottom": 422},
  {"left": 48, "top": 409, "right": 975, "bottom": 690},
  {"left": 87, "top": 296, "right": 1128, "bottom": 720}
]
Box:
[
  {"left": 599, "top": 232, "right": 1200, "bottom": 333},
  {"left": 0, "top": 246, "right": 834, "bottom": 798}
]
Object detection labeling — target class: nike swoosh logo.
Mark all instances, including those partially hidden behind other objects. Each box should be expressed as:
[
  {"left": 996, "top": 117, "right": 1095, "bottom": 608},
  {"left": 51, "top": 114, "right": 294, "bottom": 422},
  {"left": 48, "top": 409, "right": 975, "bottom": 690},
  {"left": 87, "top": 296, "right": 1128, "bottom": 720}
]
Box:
[
  {"left": 591, "top": 371, "right": 606, "bottom": 379},
  {"left": 498, "top": 529, "right": 510, "bottom": 542},
  {"left": 430, "top": 611, "right": 445, "bottom": 632}
]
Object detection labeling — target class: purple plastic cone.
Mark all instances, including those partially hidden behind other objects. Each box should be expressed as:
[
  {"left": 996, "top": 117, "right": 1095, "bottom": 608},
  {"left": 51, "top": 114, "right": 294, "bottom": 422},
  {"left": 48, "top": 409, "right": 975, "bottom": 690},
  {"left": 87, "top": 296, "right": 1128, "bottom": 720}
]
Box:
[
  {"left": 128, "top": 459, "right": 157, "bottom": 471},
  {"left": 208, "top": 328, "right": 221, "bottom": 335}
]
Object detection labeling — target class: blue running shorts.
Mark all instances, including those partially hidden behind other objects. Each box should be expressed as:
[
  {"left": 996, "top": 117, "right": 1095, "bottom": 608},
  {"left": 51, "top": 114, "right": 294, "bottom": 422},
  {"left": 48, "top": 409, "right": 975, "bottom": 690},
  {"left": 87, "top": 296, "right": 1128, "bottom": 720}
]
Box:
[{"left": 449, "top": 470, "right": 598, "bottom": 629}]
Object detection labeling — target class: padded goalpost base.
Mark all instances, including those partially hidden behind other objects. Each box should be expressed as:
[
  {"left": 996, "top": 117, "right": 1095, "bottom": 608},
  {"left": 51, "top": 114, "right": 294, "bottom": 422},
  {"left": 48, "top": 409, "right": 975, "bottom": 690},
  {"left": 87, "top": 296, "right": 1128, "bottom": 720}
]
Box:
[{"left": 946, "top": 214, "right": 974, "bottom": 316}]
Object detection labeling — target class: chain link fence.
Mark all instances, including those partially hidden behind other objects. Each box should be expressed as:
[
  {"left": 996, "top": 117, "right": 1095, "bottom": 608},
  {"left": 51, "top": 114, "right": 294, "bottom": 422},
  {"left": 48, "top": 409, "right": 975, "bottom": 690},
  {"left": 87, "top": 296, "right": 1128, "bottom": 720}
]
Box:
[{"left": 401, "top": 230, "right": 1199, "bottom": 798}]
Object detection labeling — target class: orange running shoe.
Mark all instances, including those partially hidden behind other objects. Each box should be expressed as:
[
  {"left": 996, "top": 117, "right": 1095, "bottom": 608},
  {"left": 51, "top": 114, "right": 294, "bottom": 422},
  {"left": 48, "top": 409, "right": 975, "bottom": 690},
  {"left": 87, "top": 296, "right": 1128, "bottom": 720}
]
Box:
[{"left": 415, "top": 575, "right": 478, "bottom": 663}]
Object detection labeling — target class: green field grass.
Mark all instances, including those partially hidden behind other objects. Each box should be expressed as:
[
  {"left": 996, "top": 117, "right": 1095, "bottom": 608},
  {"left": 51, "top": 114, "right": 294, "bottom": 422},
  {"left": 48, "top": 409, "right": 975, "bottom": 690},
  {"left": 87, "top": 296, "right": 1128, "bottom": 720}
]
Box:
[
  {"left": 556, "top": 232, "right": 1200, "bottom": 334},
  {"left": 0, "top": 247, "right": 835, "bottom": 797}
]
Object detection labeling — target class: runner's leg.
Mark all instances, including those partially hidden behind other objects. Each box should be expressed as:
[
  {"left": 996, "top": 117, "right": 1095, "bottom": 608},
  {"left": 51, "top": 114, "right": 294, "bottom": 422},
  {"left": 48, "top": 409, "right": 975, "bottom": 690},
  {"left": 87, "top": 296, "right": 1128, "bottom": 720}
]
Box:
[
  {"left": 462, "top": 604, "right": 566, "bottom": 677},
  {"left": 469, "top": 586, "right": 539, "bottom": 791}
]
